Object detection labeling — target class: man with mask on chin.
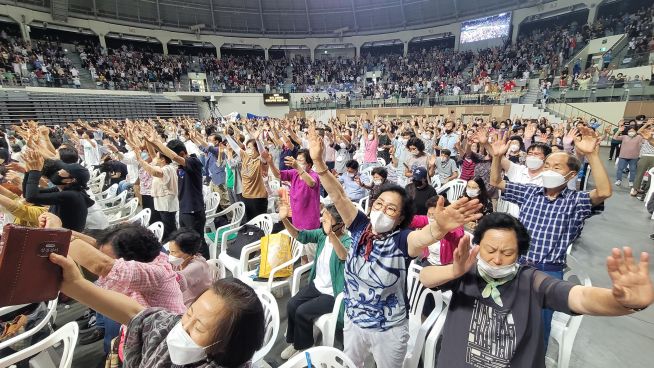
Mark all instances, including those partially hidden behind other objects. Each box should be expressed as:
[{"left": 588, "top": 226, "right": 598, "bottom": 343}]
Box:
[
  {"left": 23, "top": 149, "right": 94, "bottom": 232},
  {"left": 488, "top": 127, "right": 612, "bottom": 345}
]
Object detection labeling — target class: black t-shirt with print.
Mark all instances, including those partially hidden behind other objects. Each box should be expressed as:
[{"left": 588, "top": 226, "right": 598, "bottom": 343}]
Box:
[
  {"left": 177, "top": 155, "right": 204, "bottom": 214},
  {"left": 436, "top": 266, "right": 575, "bottom": 368}
]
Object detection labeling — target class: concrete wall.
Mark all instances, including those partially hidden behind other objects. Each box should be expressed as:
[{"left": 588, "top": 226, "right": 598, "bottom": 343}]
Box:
[
  {"left": 548, "top": 101, "right": 628, "bottom": 125},
  {"left": 212, "top": 94, "right": 289, "bottom": 118}
]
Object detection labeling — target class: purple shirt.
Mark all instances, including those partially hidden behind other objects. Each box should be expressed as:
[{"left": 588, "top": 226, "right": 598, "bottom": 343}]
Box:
[{"left": 281, "top": 169, "right": 321, "bottom": 230}]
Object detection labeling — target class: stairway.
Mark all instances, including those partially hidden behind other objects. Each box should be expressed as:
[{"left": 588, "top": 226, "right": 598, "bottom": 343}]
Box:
[
  {"left": 64, "top": 49, "right": 95, "bottom": 89},
  {"left": 511, "top": 103, "right": 562, "bottom": 124},
  {"left": 519, "top": 81, "right": 541, "bottom": 105}
]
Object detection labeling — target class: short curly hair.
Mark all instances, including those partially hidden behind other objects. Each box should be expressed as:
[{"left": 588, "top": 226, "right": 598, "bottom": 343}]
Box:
[
  {"left": 472, "top": 213, "right": 531, "bottom": 256},
  {"left": 96, "top": 223, "right": 161, "bottom": 263}
]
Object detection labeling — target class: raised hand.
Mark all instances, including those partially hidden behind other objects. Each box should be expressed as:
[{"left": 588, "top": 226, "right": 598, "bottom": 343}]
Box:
[
  {"left": 563, "top": 127, "right": 578, "bottom": 146},
  {"left": 278, "top": 203, "right": 290, "bottom": 220},
  {"left": 606, "top": 247, "right": 654, "bottom": 310},
  {"left": 452, "top": 235, "right": 480, "bottom": 278},
  {"left": 524, "top": 123, "right": 537, "bottom": 139},
  {"left": 284, "top": 155, "right": 298, "bottom": 169},
  {"left": 23, "top": 149, "right": 44, "bottom": 171},
  {"left": 434, "top": 196, "right": 482, "bottom": 235},
  {"left": 486, "top": 133, "right": 510, "bottom": 158},
  {"left": 471, "top": 127, "right": 490, "bottom": 145},
  {"left": 574, "top": 127, "right": 599, "bottom": 156},
  {"left": 307, "top": 120, "right": 324, "bottom": 164}
]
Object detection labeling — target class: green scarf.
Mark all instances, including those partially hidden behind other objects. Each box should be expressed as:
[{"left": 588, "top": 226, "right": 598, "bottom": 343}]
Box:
[{"left": 478, "top": 268, "right": 517, "bottom": 307}]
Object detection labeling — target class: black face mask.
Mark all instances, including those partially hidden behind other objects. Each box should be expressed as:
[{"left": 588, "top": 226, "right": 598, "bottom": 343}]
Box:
[
  {"left": 50, "top": 173, "right": 68, "bottom": 186},
  {"left": 413, "top": 179, "right": 426, "bottom": 188},
  {"left": 445, "top": 129, "right": 452, "bottom": 134}
]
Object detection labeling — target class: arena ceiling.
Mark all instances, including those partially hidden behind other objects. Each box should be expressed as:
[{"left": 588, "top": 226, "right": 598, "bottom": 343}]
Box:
[{"left": 11, "top": 0, "right": 548, "bottom": 37}]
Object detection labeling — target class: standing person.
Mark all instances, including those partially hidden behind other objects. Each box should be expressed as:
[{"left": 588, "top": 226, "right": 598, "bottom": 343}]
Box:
[
  {"left": 488, "top": 128, "right": 612, "bottom": 345},
  {"left": 406, "top": 167, "right": 438, "bottom": 216},
  {"left": 437, "top": 121, "right": 460, "bottom": 159},
  {"left": 136, "top": 151, "right": 178, "bottom": 242},
  {"left": 148, "top": 131, "right": 208, "bottom": 259},
  {"left": 361, "top": 124, "right": 379, "bottom": 170},
  {"left": 377, "top": 125, "right": 392, "bottom": 165},
  {"left": 305, "top": 120, "right": 482, "bottom": 368},
  {"left": 193, "top": 133, "right": 229, "bottom": 208},
  {"left": 23, "top": 151, "right": 93, "bottom": 232},
  {"left": 404, "top": 137, "right": 430, "bottom": 176},
  {"left": 632, "top": 118, "right": 654, "bottom": 196},
  {"left": 613, "top": 121, "right": 643, "bottom": 188},
  {"left": 609, "top": 125, "right": 622, "bottom": 161},
  {"left": 267, "top": 148, "right": 321, "bottom": 257},
  {"left": 225, "top": 136, "right": 268, "bottom": 221},
  {"left": 80, "top": 130, "right": 100, "bottom": 166}
]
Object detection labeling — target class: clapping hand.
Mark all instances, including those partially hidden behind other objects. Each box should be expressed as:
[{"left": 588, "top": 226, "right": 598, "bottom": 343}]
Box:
[
  {"left": 606, "top": 247, "right": 654, "bottom": 310},
  {"left": 433, "top": 196, "right": 482, "bottom": 235},
  {"left": 23, "top": 149, "right": 44, "bottom": 172}
]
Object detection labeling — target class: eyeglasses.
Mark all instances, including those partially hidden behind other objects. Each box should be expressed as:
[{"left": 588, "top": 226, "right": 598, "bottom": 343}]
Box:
[{"left": 372, "top": 200, "right": 400, "bottom": 217}]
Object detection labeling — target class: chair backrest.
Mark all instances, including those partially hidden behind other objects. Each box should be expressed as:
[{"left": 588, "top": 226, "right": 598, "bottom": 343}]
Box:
[
  {"left": 279, "top": 346, "right": 357, "bottom": 368},
  {"left": 206, "top": 258, "right": 226, "bottom": 281},
  {"left": 377, "top": 157, "right": 386, "bottom": 166},
  {"left": 269, "top": 179, "right": 281, "bottom": 192},
  {"left": 430, "top": 175, "right": 442, "bottom": 189},
  {"left": 252, "top": 290, "right": 280, "bottom": 364},
  {"left": 644, "top": 167, "right": 654, "bottom": 206},
  {"left": 0, "top": 298, "right": 58, "bottom": 351},
  {"left": 358, "top": 196, "right": 370, "bottom": 213},
  {"left": 553, "top": 266, "right": 591, "bottom": 368},
  {"left": 100, "top": 183, "right": 119, "bottom": 199},
  {"left": 582, "top": 165, "right": 592, "bottom": 191},
  {"left": 147, "top": 221, "right": 165, "bottom": 242},
  {"left": 279, "top": 230, "right": 304, "bottom": 261},
  {"left": 437, "top": 179, "right": 467, "bottom": 202},
  {"left": 246, "top": 214, "right": 274, "bottom": 235},
  {"left": 205, "top": 192, "right": 221, "bottom": 216},
  {"left": 0, "top": 321, "right": 78, "bottom": 368},
  {"left": 129, "top": 208, "right": 151, "bottom": 227}
]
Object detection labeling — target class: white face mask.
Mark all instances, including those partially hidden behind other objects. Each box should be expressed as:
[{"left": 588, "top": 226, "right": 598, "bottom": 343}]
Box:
[
  {"left": 477, "top": 254, "right": 519, "bottom": 279},
  {"left": 369, "top": 210, "right": 396, "bottom": 234},
  {"left": 525, "top": 156, "right": 544, "bottom": 170},
  {"left": 348, "top": 173, "right": 356, "bottom": 178},
  {"left": 168, "top": 255, "right": 184, "bottom": 266},
  {"left": 541, "top": 170, "right": 569, "bottom": 189},
  {"left": 373, "top": 179, "right": 383, "bottom": 186},
  {"left": 422, "top": 133, "right": 431, "bottom": 140},
  {"left": 368, "top": 134, "right": 374, "bottom": 140},
  {"left": 246, "top": 148, "right": 255, "bottom": 157},
  {"left": 466, "top": 188, "right": 480, "bottom": 198},
  {"left": 166, "top": 322, "right": 208, "bottom": 365},
  {"left": 509, "top": 144, "right": 520, "bottom": 152},
  {"left": 180, "top": 137, "right": 187, "bottom": 143},
  {"left": 628, "top": 132, "right": 637, "bottom": 137}
]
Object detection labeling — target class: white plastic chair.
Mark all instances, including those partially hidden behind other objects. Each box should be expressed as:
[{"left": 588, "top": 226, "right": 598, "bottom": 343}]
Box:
[
  {"left": 269, "top": 179, "right": 281, "bottom": 192},
  {"left": 206, "top": 258, "right": 226, "bottom": 281},
  {"left": 96, "top": 191, "right": 127, "bottom": 209},
  {"left": 88, "top": 172, "right": 106, "bottom": 193},
  {"left": 0, "top": 321, "right": 78, "bottom": 368},
  {"left": 128, "top": 208, "right": 151, "bottom": 227},
  {"left": 252, "top": 290, "right": 280, "bottom": 367},
  {"left": 205, "top": 202, "right": 246, "bottom": 259},
  {"left": 404, "top": 262, "right": 443, "bottom": 368},
  {"left": 148, "top": 221, "right": 165, "bottom": 242},
  {"left": 436, "top": 179, "right": 467, "bottom": 203},
  {"left": 239, "top": 230, "right": 304, "bottom": 294},
  {"left": 218, "top": 214, "right": 273, "bottom": 277},
  {"left": 0, "top": 299, "right": 58, "bottom": 351},
  {"left": 107, "top": 198, "right": 139, "bottom": 225},
  {"left": 291, "top": 263, "right": 344, "bottom": 347},
  {"left": 430, "top": 174, "right": 442, "bottom": 189},
  {"left": 377, "top": 157, "right": 386, "bottom": 166},
  {"left": 95, "top": 183, "right": 118, "bottom": 201},
  {"left": 547, "top": 257, "right": 592, "bottom": 368},
  {"left": 357, "top": 196, "right": 370, "bottom": 213},
  {"left": 204, "top": 191, "right": 221, "bottom": 216},
  {"left": 279, "top": 346, "right": 357, "bottom": 368},
  {"left": 643, "top": 168, "right": 654, "bottom": 213},
  {"left": 422, "top": 294, "right": 451, "bottom": 368}
]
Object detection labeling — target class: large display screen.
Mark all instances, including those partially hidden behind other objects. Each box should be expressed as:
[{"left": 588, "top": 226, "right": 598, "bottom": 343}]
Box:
[
  {"left": 460, "top": 12, "right": 512, "bottom": 44},
  {"left": 263, "top": 93, "right": 290, "bottom": 105}
]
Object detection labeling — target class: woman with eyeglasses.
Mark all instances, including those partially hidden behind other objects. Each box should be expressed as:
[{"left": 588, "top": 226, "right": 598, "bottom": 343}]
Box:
[{"left": 305, "top": 120, "right": 482, "bottom": 368}]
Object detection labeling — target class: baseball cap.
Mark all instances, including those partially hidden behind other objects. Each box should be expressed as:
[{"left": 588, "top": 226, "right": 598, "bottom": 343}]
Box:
[{"left": 412, "top": 167, "right": 428, "bottom": 181}]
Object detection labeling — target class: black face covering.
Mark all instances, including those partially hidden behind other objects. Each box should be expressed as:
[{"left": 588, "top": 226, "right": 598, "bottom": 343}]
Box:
[
  {"left": 413, "top": 179, "right": 426, "bottom": 188},
  {"left": 445, "top": 129, "right": 452, "bottom": 134},
  {"left": 50, "top": 173, "right": 68, "bottom": 186}
]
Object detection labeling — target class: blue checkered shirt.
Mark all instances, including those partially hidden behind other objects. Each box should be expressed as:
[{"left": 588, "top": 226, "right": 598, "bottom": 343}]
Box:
[{"left": 503, "top": 182, "right": 593, "bottom": 266}]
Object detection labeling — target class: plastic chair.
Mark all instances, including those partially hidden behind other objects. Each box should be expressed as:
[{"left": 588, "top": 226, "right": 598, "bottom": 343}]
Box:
[
  {"left": 96, "top": 191, "right": 127, "bottom": 209},
  {"left": 107, "top": 198, "right": 139, "bottom": 225},
  {"left": 279, "top": 346, "right": 357, "bottom": 368},
  {"left": 206, "top": 258, "right": 226, "bottom": 281},
  {"left": 643, "top": 168, "right": 654, "bottom": 211},
  {"left": 377, "top": 157, "right": 386, "bottom": 166},
  {"left": 204, "top": 192, "right": 221, "bottom": 216},
  {"left": 218, "top": 214, "right": 273, "bottom": 277},
  {"left": 95, "top": 183, "right": 118, "bottom": 201},
  {"left": 436, "top": 179, "right": 467, "bottom": 203},
  {"left": 0, "top": 321, "right": 78, "bottom": 368},
  {"left": 269, "top": 179, "right": 281, "bottom": 192},
  {"left": 147, "top": 221, "right": 165, "bottom": 242},
  {"left": 357, "top": 196, "right": 370, "bottom": 213},
  {"left": 430, "top": 175, "right": 442, "bottom": 189},
  {"left": 88, "top": 172, "right": 106, "bottom": 193},
  {"left": 422, "top": 291, "right": 452, "bottom": 368},
  {"left": 128, "top": 208, "right": 151, "bottom": 227},
  {"left": 205, "top": 202, "right": 246, "bottom": 259},
  {"left": 404, "top": 262, "right": 443, "bottom": 368},
  {"left": 239, "top": 230, "right": 304, "bottom": 294},
  {"left": 547, "top": 257, "right": 591, "bottom": 368},
  {"left": 0, "top": 299, "right": 58, "bottom": 351},
  {"left": 252, "top": 290, "right": 280, "bottom": 367}
]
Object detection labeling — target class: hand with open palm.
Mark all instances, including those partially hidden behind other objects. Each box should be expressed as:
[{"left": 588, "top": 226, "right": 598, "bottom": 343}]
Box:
[
  {"left": 307, "top": 121, "right": 325, "bottom": 164},
  {"left": 433, "top": 196, "right": 482, "bottom": 236},
  {"left": 574, "top": 127, "right": 600, "bottom": 156},
  {"left": 451, "top": 235, "right": 480, "bottom": 278},
  {"left": 606, "top": 247, "right": 654, "bottom": 310}
]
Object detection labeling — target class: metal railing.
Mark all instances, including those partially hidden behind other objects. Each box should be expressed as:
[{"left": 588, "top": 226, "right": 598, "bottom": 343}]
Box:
[
  {"left": 291, "top": 91, "right": 525, "bottom": 110},
  {"left": 548, "top": 82, "right": 654, "bottom": 102}
]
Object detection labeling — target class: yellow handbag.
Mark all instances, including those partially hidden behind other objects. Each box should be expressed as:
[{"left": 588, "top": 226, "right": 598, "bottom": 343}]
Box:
[{"left": 258, "top": 233, "right": 293, "bottom": 279}]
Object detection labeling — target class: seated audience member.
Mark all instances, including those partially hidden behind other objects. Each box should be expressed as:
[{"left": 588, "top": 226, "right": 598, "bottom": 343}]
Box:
[
  {"left": 166, "top": 228, "right": 213, "bottom": 308},
  {"left": 356, "top": 166, "right": 389, "bottom": 205},
  {"left": 50, "top": 252, "right": 265, "bottom": 368},
  {"left": 23, "top": 150, "right": 94, "bottom": 232},
  {"left": 420, "top": 213, "right": 653, "bottom": 367},
  {"left": 339, "top": 159, "right": 367, "bottom": 202},
  {"left": 406, "top": 167, "right": 437, "bottom": 216},
  {"left": 464, "top": 177, "right": 494, "bottom": 217},
  {"left": 431, "top": 148, "right": 459, "bottom": 184},
  {"left": 279, "top": 203, "right": 351, "bottom": 359},
  {"left": 41, "top": 214, "right": 186, "bottom": 352},
  {"left": 0, "top": 182, "right": 47, "bottom": 227}
]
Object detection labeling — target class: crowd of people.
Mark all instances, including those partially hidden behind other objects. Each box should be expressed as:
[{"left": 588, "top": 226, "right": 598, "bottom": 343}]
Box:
[{"left": 0, "top": 111, "right": 652, "bottom": 367}]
